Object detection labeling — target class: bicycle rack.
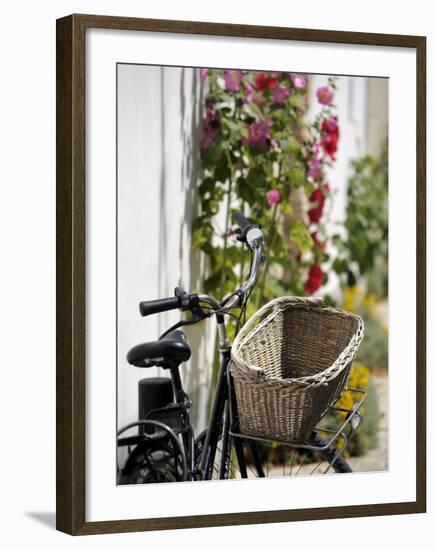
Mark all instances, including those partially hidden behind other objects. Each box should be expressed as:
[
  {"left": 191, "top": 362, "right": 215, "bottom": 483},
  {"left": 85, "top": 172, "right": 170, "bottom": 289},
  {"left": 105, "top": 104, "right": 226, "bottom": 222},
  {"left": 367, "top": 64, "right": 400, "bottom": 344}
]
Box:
[{"left": 227, "top": 363, "right": 367, "bottom": 473}]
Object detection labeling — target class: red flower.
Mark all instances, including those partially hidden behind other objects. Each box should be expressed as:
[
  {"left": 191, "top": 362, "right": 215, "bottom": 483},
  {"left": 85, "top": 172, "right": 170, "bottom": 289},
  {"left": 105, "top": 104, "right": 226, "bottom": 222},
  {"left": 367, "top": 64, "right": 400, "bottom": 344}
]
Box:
[
  {"left": 310, "top": 231, "right": 326, "bottom": 251},
  {"left": 304, "top": 264, "right": 324, "bottom": 294},
  {"left": 254, "top": 72, "right": 279, "bottom": 91},
  {"left": 308, "top": 188, "right": 325, "bottom": 224},
  {"left": 321, "top": 117, "right": 339, "bottom": 159}
]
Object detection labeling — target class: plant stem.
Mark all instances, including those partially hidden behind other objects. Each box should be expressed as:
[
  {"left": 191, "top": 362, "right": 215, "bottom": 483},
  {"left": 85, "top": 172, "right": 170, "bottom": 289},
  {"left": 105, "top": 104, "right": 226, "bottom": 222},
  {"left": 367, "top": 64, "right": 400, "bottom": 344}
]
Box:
[
  {"left": 208, "top": 148, "right": 234, "bottom": 413},
  {"left": 239, "top": 200, "right": 246, "bottom": 287},
  {"left": 219, "top": 148, "right": 234, "bottom": 299},
  {"left": 256, "top": 203, "right": 280, "bottom": 309}
]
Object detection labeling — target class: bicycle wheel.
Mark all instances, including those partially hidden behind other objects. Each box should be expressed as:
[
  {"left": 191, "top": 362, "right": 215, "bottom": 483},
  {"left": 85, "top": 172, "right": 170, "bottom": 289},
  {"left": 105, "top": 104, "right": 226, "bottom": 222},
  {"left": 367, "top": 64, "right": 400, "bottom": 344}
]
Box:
[
  {"left": 194, "top": 430, "right": 352, "bottom": 479},
  {"left": 118, "top": 438, "right": 184, "bottom": 484}
]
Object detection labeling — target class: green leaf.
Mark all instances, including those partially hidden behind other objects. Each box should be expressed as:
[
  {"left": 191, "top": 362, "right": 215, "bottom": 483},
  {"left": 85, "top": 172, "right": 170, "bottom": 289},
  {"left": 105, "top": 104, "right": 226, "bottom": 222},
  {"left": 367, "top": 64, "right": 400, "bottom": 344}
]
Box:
[
  {"left": 222, "top": 118, "right": 244, "bottom": 137},
  {"left": 281, "top": 201, "right": 293, "bottom": 216},
  {"left": 290, "top": 220, "right": 313, "bottom": 253},
  {"left": 242, "top": 102, "right": 264, "bottom": 121}
]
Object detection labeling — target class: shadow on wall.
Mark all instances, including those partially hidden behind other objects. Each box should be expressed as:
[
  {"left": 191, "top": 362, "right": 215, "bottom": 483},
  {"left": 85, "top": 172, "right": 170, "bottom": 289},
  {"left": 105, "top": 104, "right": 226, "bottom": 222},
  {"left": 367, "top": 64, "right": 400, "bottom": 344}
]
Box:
[
  {"left": 168, "top": 67, "right": 213, "bottom": 432},
  {"left": 158, "top": 67, "right": 168, "bottom": 310}
]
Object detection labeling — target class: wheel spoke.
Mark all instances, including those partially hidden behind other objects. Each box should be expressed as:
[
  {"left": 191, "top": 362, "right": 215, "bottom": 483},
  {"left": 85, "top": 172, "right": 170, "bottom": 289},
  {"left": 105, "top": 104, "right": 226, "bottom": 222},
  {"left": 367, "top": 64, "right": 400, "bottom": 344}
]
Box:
[
  {"left": 309, "top": 460, "right": 324, "bottom": 476},
  {"left": 193, "top": 431, "right": 352, "bottom": 482},
  {"left": 294, "top": 458, "right": 304, "bottom": 476},
  {"left": 288, "top": 449, "right": 297, "bottom": 476}
]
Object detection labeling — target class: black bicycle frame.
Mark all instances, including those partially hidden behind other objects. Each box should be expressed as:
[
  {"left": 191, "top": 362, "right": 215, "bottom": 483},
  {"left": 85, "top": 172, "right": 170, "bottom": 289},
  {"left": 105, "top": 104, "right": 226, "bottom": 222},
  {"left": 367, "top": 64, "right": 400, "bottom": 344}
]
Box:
[
  {"left": 198, "top": 349, "right": 231, "bottom": 480},
  {"left": 198, "top": 343, "right": 258, "bottom": 481}
]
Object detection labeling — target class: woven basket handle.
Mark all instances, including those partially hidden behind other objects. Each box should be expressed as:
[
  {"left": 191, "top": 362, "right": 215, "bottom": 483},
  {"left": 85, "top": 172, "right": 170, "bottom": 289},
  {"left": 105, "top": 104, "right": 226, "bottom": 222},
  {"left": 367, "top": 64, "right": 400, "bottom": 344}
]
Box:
[
  {"left": 235, "top": 296, "right": 323, "bottom": 345},
  {"left": 231, "top": 296, "right": 324, "bottom": 379}
]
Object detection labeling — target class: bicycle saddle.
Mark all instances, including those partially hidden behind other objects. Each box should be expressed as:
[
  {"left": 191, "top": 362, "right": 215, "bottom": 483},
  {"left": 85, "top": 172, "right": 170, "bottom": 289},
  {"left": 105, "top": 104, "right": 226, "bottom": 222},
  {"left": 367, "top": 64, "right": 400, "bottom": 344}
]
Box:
[{"left": 127, "top": 330, "right": 191, "bottom": 368}]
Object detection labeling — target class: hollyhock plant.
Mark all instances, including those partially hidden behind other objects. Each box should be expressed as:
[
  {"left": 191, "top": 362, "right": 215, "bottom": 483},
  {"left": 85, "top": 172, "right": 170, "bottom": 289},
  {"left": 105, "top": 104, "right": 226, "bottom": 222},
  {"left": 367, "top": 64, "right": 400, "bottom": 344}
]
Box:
[
  {"left": 308, "top": 159, "right": 321, "bottom": 179},
  {"left": 251, "top": 94, "right": 263, "bottom": 106},
  {"left": 200, "top": 68, "right": 209, "bottom": 81},
  {"left": 272, "top": 86, "right": 290, "bottom": 104},
  {"left": 201, "top": 101, "right": 218, "bottom": 148},
  {"left": 204, "top": 101, "right": 215, "bottom": 121},
  {"left": 243, "top": 83, "right": 263, "bottom": 106},
  {"left": 224, "top": 70, "right": 242, "bottom": 91},
  {"left": 290, "top": 73, "right": 307, "bottom": 89},
  {"left": 316, "top": 85, "right": 334, "bottom": 105},
  {"left": 323, "top": 117, "right": 338, "bottom": 133},
  {"left": 321, "top": 117, "right": 339, "bottom": 159},
  {"left": 308, "top": 188, "right": 326, "bottom": 223},
  {"left": 243, "top": 119, "right": 272, "bottom": 150},
  {"left": 304, "top": 264, "right": 324, "bottom": 294},
  {"left": 195, "top": 68, "right": 340, "bottom": 313},
  {"left": 254, "top": 72, "right": 279, "bottom": 91},
  {"left": 266, "top": 189, "right": 280, "bottom": 207},
  {"left": 200, "top": 124, "right": 217, "bottom": 149},
  {"left": 311, "top": 231, "right": 326, "bottom": 251},
  {"left": 244, "top": 82, "right": 253, "bottom": 96}
]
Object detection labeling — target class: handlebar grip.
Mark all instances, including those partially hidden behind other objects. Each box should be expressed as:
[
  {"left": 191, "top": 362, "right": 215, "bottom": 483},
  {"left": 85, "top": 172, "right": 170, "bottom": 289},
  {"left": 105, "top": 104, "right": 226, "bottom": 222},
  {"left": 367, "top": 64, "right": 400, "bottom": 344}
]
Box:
[
  {"left": 139, "top": 297, "right": 180, "bottom": 317},
  {"left": 233, "top": 212, "right": 251, "bottom": 232}
]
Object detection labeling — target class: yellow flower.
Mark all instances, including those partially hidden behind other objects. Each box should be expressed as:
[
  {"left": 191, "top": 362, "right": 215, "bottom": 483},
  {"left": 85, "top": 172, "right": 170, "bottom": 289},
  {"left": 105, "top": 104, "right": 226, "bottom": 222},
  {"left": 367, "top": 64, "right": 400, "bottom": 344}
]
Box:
[
  {"left": 343, "top": 286, "right": 359, "bottom": 312},
  {"left": 335, "top": 362, "right": 369, "bottom": 423}
]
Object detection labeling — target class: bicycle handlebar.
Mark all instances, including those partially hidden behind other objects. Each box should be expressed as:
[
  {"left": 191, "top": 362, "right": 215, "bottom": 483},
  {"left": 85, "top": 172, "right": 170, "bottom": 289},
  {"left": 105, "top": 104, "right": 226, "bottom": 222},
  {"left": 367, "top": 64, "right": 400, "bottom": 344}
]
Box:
[
  {"left": 139, "top": 297, "right": 180, "bottom": 317},
  {"left": 233, "top": 212, "right": 264, "bottom": 251},
  {"left": 234, "top": 212, "right": 251, "bottom": 232}
]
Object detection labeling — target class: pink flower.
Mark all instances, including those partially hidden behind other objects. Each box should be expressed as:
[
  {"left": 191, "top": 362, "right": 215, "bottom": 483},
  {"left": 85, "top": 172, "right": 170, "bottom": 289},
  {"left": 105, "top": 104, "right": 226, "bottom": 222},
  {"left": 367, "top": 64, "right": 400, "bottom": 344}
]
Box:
[
  {"left": 324, "top": 117, "right": 338, "bottom": 132},
  {"left": 316, "top": 86, "right": 334, "bottom": 105},
  {"left": 267, "top": 189, "right": 280, "bottom": 207},
  {"left": 312, "top": 142, "right": 320, "bottom": 157},
  {"left": 243, "top": 119, "right": 272, "bottom": 150},
  {"left": 308, "top": 159, "right": 321, "bottom": 179},
  {"left": 272, "top": 86, "right": 290, "bottom": 104},
  {"left": 243, "top": 82, "right": 254, "bottom": 104},
  {"left": 224, "top": 69, "right": 242, "bottom": 91},
  {"left": 200, "top": 68, "right": 208, "bottom": 81},
  {"left": 290, "top": 73, "right": 307, "bottom": 89},
  {"left": 242, "top": 83, "right": 263, "bottom": 106},
  {"left": 200, "top": 125, "right": 217, "bottom": 149},
  {"left": 204, "top": 101, "right": 215, "bottom": 121}
]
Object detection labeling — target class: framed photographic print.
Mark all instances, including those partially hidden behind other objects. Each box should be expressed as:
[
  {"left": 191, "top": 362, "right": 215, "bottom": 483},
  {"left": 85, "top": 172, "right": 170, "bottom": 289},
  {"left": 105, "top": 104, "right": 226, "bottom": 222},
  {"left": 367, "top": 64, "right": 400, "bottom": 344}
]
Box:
[{"left": 56, "top": 14, "right": 426, "bottom": 535}]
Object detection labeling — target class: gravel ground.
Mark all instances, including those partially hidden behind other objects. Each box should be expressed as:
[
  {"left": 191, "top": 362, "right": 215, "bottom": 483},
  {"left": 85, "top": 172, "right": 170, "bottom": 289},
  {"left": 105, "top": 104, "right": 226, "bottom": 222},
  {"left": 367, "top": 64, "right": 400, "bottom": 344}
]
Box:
[{"left": 347, "top": 373, "right": 388, "bottom": 472}]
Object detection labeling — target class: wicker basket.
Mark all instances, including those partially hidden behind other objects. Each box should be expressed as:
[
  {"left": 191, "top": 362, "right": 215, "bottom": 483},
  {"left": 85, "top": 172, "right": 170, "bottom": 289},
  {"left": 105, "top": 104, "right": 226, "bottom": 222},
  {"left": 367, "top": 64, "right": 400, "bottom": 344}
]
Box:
[{"left": 230, "top": 296, "right": 364, "bottom": 443}]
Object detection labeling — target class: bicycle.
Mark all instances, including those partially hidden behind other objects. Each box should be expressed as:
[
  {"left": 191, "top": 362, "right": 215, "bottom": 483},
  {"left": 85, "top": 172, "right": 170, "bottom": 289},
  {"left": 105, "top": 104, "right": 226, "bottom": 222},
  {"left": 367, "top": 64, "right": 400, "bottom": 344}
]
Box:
[{"left": 117, "top": 213, "right": 366, "bottom": 483}]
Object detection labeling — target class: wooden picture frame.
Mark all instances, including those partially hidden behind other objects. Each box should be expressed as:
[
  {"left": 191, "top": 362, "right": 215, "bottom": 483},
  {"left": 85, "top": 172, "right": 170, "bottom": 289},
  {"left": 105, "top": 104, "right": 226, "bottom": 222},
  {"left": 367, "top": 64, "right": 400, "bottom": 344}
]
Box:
[{"left": 56, "top": 13, "right": 426, "bottom": 535}]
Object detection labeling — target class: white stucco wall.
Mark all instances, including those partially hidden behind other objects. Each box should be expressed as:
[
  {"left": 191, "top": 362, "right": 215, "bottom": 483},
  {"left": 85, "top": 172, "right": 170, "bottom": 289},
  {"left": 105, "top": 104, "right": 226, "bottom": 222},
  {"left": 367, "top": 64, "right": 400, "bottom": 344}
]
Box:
[{"left": 117, "top": 64, "right": 215, "bottom": 434}]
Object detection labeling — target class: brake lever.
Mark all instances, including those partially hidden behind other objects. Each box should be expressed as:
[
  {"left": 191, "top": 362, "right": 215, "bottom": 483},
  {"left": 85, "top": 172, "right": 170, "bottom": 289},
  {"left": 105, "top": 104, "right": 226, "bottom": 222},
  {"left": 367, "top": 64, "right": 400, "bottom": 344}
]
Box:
[
  {"left": 190, "top": 306, "right": 211, "bottom": 320},
  {"left": 174, "top": 286, "right": 190, "bottom": 310}
]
